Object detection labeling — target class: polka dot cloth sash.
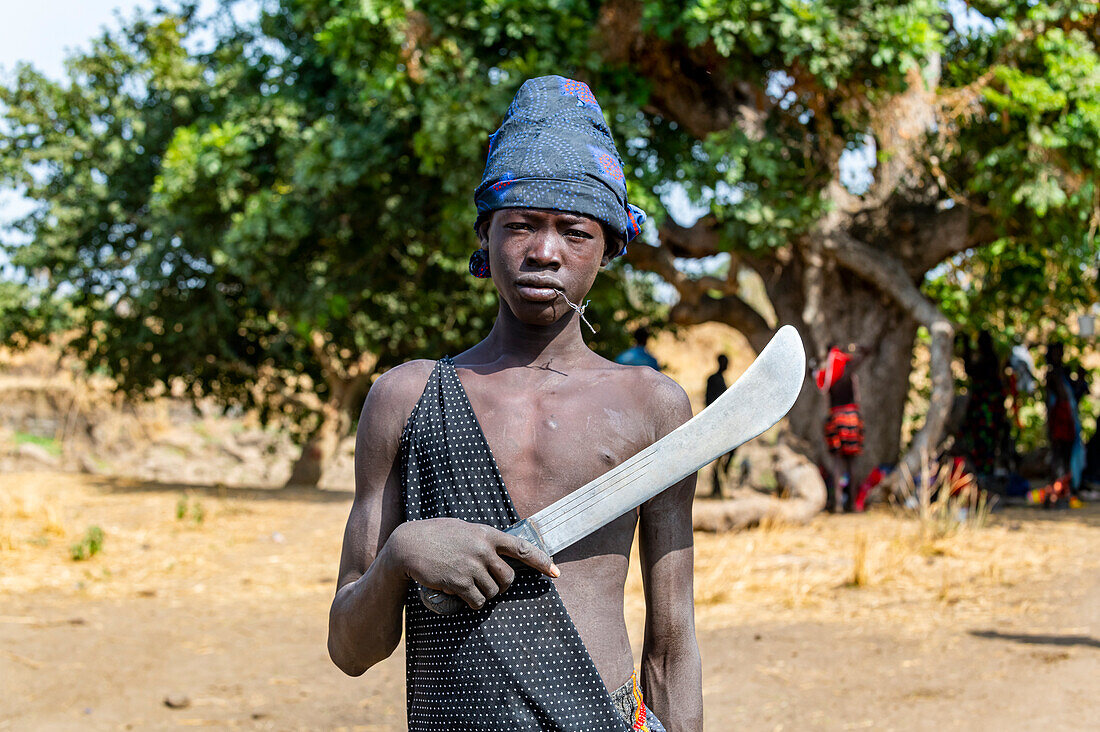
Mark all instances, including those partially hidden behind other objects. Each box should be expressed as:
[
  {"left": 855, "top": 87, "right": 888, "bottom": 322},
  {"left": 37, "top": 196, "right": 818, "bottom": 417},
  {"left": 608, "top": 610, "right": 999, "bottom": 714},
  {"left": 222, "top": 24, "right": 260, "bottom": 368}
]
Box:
[{"left": 400, "top": 358, "right": 629, "bottom": 731}]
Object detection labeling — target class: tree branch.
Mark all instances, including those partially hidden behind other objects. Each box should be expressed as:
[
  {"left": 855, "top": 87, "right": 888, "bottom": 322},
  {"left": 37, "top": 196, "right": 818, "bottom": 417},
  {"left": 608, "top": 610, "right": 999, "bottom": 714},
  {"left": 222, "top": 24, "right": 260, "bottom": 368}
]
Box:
[
  {"left": 659, "top": 217, "right": 723, "bottom": 258},
  {"left": 627, "top": 241, "right": 774, "bottom": 352},
  {"left": 596, "top": 0, "right": 766, "bottom": 139},
  {"left": 671, "top": 296, "right": 774, "bottom": 353},
  {"left": 799, "top": 238, "right": 828, "bottom": 356},
  {"left": 308, "top": 329, "right": 379, "bottom": 411},
  {"left": 820, "top": 229, "right": 954, "bottom": 476},
  {"left": 912, "top": 205, "right": 972, "bottom": 272},
  {"left": 864, "top": 64, "right": 940, "bottom": 209}
]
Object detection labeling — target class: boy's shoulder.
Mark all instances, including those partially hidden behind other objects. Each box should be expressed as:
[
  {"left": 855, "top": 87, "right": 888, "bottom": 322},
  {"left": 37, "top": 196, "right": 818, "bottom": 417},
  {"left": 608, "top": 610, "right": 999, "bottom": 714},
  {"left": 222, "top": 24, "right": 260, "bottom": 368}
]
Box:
[
  {"left": 594, "top": 356, "right": 692, "bottom": 433},
  {"left": 360, "top": 359, "right": 438, "bottom": 430},
  {"left": 370, "top": 358, "right": 436, "bottom": 394}
]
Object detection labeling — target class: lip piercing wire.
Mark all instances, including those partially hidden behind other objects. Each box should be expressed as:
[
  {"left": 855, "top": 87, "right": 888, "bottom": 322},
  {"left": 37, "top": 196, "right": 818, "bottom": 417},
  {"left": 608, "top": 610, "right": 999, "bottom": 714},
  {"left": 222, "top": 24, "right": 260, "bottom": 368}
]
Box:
[{"left": 555, "top": 290, "right": 597, "bottom": 334}]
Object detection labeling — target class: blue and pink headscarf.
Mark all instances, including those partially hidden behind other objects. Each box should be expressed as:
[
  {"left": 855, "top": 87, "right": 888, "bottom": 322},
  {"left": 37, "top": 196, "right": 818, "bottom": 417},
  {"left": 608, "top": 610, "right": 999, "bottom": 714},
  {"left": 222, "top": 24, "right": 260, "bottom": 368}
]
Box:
[{"left": 474, "top": 76, "right": 647, "bottom": 258}]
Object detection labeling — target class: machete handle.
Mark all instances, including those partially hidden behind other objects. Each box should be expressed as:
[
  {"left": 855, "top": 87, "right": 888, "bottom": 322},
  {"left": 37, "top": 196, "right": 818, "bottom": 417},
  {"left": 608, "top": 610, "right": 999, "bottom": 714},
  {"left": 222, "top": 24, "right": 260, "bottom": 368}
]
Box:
[
  {"left": 419, "top": 585, "right": 467, "bottom": 615},
  {"left": 418, "top": 518, "right": 551, "bottom": 615}
]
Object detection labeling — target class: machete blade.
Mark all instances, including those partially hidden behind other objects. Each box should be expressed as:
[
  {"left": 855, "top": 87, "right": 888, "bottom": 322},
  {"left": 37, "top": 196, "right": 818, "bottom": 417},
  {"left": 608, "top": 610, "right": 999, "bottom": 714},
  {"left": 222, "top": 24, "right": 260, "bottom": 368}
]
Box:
[{"left": 518, "top": 324, "right": 806, "bottom": 555}]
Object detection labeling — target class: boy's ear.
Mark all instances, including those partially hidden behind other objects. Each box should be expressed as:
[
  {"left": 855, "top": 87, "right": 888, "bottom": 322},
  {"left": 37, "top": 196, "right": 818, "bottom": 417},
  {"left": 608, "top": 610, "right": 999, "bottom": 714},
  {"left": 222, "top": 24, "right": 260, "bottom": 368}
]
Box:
[
  {"left": 600, "top": 226, "right": 621, "bottom": 267},
  {"left": 477, "top": 213, "right": 493, "bottom": 246}
]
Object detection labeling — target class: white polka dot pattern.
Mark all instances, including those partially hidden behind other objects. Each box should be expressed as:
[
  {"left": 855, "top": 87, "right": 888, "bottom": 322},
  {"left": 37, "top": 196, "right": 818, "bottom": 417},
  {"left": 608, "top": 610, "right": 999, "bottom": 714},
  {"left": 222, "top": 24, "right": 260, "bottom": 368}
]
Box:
[{"left": 400, "top": 358, "right": 629, "bottom": 731}]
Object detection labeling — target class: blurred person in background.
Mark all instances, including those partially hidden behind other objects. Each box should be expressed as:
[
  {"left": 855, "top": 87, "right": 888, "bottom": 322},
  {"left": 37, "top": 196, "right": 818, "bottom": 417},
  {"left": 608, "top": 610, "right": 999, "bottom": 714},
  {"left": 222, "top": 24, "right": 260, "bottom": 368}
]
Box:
[
  {"left": 813, "top": 342, "right": 870, "bottom": 513},
  {"left": 957, "top": 331, "right": 1011, "bottom": 476},
  {"left": 614, "top": 326, "right": 660, "bottom": 370},
  {"left": 704, "top": 354, "right": 735, "bottom": 496},
  {"left": 1044, "top": 342, "right": 1086, "bottom": 505}
]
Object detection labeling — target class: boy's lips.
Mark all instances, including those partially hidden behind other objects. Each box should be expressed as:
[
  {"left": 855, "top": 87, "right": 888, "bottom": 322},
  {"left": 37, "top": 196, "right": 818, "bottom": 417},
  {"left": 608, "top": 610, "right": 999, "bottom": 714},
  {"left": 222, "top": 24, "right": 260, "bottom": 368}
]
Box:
[
  {"left": 515, "top": 276, "right": 564, "bottom": 302},
  {"left": 516, "top": 285, "right": 560, "bottom": 302}
]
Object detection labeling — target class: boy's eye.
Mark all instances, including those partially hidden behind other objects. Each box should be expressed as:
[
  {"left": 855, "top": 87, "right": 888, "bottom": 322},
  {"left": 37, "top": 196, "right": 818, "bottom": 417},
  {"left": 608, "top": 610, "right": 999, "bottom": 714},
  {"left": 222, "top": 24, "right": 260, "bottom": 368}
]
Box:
[{"left": 566, "top": 229, "right": 593, "bottom": 239}]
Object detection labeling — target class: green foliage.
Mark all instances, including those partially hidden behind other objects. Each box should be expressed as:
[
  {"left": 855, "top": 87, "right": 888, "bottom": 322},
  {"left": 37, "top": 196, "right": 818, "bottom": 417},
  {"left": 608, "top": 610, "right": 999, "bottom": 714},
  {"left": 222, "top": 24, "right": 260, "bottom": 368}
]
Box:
[
  {"left": 0, "top": 0, "right": 1096, "bottom": 448},
  {"left": 0, "top": 281, "right": 74, "bottom": 344},
  {"left": 644, "top": 0, "right": 945, "bottom": 88},
  {"left": 175, "top": 494, "right": 205, "bottom": 524},
  {"left": 929, "top": 3, "right": 1099, "bottom": 341},
  {"left": 70, "top": 525, "right": 105, "bottom": 561},
  {"left": 13, "top": 431, "right": 61, "bottom": 457}
]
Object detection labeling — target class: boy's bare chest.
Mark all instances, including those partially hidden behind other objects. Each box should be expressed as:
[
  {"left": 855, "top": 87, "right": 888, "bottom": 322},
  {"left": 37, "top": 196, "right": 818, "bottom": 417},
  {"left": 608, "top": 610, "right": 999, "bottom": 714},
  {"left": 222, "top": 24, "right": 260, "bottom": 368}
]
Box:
[{"left": 458, "top": 375, "right": 652, "bottom": 520}]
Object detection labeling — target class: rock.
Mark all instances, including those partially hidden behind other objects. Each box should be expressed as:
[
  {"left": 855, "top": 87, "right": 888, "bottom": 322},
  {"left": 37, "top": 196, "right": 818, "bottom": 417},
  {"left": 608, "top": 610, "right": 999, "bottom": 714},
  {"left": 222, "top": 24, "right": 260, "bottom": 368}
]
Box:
[
  {"left": 163, "top": 695, "right": 191, "bottom": 710},
  {"left": 16, "top": 442, "right": 59, "bottom": 466},
  {"left": 221, "top": 442, "right": 262, "bottom": 464},
  {"left": 233, "top": 429, "right": 268, "bottom": 447},
  {"left": 156, "top": 431, "right": 203, "bottom": 455},
  {"left": 79, "top": 454, "right": 102, "bottom": 474}
]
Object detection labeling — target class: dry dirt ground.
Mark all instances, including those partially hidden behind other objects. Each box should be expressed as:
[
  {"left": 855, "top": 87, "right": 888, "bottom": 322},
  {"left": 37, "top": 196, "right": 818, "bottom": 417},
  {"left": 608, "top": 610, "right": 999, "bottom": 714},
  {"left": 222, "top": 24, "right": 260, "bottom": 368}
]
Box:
[{"left": 2, "top": 472, "right": 1098, "bottom": 731}]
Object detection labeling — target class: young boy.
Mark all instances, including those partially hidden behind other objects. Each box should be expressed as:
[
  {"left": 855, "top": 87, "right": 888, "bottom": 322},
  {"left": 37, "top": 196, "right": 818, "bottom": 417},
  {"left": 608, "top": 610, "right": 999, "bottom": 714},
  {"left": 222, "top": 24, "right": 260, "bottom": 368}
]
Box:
[{"left": 328, "top": 76, "right": 702, "bottom": 731}]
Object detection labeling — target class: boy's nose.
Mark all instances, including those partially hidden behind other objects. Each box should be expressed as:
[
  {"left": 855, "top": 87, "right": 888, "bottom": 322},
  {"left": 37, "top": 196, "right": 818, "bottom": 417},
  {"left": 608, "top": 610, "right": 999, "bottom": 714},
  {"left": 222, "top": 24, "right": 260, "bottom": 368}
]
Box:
[{"left": 525, "top": 229, "right": 562, "bottom": 269}]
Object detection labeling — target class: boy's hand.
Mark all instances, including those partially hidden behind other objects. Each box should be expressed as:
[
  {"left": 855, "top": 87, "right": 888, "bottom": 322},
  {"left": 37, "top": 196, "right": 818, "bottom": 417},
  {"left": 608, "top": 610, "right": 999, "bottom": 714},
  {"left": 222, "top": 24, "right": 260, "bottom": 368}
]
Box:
[{"left": 388, "top": 518, "right": 559, "bottom": 610}]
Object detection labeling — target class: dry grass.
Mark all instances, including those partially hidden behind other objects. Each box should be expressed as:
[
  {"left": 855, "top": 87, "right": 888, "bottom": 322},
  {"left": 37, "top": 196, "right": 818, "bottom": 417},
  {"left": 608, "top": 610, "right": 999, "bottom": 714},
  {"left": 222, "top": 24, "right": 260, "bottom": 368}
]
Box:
[
  {"left": 849, "top": 532, "right": 870, "bottom": 587},
  {"left": 0, "top": 480, "right": 67, "bottom": 552},
  {"left": 2, "top": 471, "right": 1098, "bottom": 640},
  {"left": 629, "top": 502, "right": 1100, "bottom": 635},
  {"left": 893, "top": 451, "right": 996, "bottom": 546},
  {"left": 0, "top": 472, "right": 345, "bottom": 603}
]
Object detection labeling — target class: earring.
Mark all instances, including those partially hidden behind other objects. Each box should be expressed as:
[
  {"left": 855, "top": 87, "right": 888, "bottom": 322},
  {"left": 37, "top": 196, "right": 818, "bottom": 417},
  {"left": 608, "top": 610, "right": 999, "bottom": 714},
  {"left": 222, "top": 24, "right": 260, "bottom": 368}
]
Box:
[{"left": 468, "top": 249, "right": 491, "bottom": 278}]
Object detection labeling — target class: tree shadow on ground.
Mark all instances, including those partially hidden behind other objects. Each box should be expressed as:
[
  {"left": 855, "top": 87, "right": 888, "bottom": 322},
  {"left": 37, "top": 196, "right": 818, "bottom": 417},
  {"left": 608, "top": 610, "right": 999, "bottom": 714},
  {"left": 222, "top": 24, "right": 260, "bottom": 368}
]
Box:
[
  {"left": 85, "top": 475, "right": 353, "bottom": 503},
  {"left": 969, "top": 630, "right": 1100, "bottom": 649}
]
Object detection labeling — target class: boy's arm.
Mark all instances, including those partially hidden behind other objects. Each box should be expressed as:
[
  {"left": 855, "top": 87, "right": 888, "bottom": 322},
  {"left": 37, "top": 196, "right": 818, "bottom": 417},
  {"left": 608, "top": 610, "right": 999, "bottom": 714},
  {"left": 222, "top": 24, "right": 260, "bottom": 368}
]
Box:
[
  {"left": 328, "top": 362, "right": 559, "bottom": 676},
  {"left": 327, "top": 364, "right": 422, "bottom": 676},
  {"left": 638, "top": 377, "right": 703, "bottom": 731}
]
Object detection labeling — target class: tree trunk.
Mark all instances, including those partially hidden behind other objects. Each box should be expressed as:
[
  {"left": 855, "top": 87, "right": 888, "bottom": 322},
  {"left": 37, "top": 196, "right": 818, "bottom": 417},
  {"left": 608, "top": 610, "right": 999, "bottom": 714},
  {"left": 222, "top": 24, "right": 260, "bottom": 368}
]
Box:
[
  {"left": 769, "top": 264, "right": 918, "bottom": 487},
  {"left": 285, "top": 333, "right": 377, "bottom": 488},
  {"left": 285, "top": 401, "right": 346, "bottom": 488}
]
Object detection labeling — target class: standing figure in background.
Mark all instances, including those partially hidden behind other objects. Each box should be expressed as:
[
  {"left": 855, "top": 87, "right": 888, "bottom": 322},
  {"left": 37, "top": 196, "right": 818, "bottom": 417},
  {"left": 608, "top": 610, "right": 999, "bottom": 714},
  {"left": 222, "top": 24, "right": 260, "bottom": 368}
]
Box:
[
  {"left": 813, "top": 343, "right": 869, "bottom": 513},
  {"left": 958, "top": 331, "right": 1010, "bottom": 475},
  {"left": 705, "top": 354, "right": 735, "bottom": 496},
  {"left": 1045, "top": 342, "right": 1085, "bottom": 502},
  {"left": 1005, "top": 342, "right": 1038, "bottom": 448},
  {"left": 614, "top": 326, "right": 660, "bottom": 370}
]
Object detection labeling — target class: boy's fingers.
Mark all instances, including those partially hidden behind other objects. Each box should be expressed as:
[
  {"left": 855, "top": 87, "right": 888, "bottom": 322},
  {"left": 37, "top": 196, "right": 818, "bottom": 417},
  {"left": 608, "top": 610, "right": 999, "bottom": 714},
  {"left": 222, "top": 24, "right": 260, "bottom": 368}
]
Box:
[
  {"left": 486, "top": 557, "right": 516, "bottom": 593},
  {"left": 496, "top": 534, "right": 559, "bottom": 578},
  {"left": 471, "top": 567, "right": 501, "bottom": 602}
]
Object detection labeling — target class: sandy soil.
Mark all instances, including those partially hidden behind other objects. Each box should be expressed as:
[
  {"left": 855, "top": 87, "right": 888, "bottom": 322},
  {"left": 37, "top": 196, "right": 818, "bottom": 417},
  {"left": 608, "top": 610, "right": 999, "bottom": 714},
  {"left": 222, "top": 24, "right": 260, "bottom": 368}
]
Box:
[{"left": 2, "top": 471, "right": 1098, "bottom": 731}]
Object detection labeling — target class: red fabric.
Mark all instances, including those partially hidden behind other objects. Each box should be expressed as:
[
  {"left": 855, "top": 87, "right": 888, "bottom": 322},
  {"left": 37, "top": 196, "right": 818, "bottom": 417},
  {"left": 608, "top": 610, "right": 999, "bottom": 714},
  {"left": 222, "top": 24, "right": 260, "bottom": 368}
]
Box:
[
  {"left": 824, "top": 403, "right": 864, "bottom": 456},
  {"left": 1050, "top": 398, "right": 1075, "bottom": 442},
  {"left": 855, "top": 466, "right": 885, "bottom": 512},
  {"left": 815, "top": 348, "right": 851, "bottom": 392}
]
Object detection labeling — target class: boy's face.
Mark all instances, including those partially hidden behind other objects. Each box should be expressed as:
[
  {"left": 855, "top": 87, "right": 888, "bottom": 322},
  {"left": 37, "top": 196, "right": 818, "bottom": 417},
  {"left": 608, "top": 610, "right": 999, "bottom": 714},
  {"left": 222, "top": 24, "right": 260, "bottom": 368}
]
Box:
[{"left": 482, "top": 208, "right": 609, "bottom": 327}]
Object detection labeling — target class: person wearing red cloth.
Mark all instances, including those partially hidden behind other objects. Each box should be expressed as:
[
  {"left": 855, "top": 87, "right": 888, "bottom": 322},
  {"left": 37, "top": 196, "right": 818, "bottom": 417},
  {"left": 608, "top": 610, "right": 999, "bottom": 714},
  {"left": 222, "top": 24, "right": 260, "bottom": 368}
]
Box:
[{"left": 813, "top": 343, "right": 870, "bottom": 512}]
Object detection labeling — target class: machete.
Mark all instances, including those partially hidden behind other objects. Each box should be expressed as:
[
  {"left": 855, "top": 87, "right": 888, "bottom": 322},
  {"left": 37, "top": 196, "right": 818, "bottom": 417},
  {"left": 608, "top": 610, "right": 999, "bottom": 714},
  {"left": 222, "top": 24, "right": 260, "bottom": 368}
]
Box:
[{"left": 421, "top": 324, "right": 806, "bottom": 614}]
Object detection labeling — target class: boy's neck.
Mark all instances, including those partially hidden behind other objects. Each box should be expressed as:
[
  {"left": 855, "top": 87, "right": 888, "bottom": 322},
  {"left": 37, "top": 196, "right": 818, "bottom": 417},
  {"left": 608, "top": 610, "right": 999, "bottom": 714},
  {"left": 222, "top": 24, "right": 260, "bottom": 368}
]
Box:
[{"left": 478, "top": 302, "right": 593, "bottom": 369}]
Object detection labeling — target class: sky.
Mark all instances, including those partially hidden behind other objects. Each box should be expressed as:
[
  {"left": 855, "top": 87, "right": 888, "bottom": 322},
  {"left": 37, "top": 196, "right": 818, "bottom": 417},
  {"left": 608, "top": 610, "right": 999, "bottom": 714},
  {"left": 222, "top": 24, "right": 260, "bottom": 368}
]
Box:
[
  {"left": 0, "top": 1, "right": 221, "bottom": 265},
  {"left": 0, "top": 1, "right": 216, "bottom": 81}
]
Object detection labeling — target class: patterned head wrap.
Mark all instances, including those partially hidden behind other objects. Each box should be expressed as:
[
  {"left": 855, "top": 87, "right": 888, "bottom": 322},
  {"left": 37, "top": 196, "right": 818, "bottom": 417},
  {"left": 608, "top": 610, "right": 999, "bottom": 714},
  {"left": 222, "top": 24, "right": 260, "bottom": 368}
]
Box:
[{"left": 474, "top": 75, "right": 647, "bottom": 259}]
